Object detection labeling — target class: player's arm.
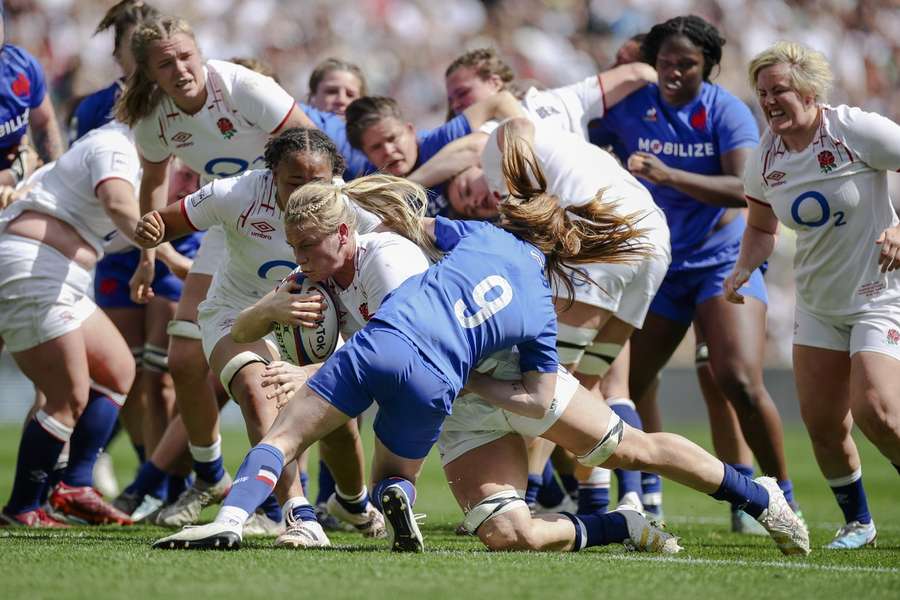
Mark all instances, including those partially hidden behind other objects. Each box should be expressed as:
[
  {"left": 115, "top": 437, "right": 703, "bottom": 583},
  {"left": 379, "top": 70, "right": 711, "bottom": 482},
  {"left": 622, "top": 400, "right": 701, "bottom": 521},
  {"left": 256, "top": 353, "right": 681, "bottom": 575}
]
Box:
[
  {"left": 28, "top": 95, "right": 64, "bottom": 164},
  {"left": 96, "top": 178, "right": 143, "bottom": 245},
  {"left": 231, "top": 283, "right": 325, "bottom": 343},
  {"left": 724, "top": 197, "right": 778, "bottom": 304},
  {"left": 599, "top": 63, "right": 657, "bottom": 110},
  {"left": 627, "top": 146, "right": 751, "bottom": 207},
  {"left": 464, "top": 369, "right": 558, "bottom": 419},
  {"left": 154, "top": 244, "right": 192, "bottom": 280},
  {"left": 273, "top": 103, "right": 316, "bottom": 133},
  {"left": 408, "top": 132, "right": 488, "bottom": 188},
  {"left": 462, "top": 90, "right": 526, "bottom": 130},
  {"left": 133, "top": 199, "right": 201, "bottom": 248}
]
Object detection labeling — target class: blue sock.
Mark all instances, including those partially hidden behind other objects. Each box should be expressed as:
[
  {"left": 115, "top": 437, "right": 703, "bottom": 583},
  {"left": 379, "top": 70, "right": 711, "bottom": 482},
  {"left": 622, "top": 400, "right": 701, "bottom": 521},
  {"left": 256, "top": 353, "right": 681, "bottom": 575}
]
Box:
[
  {"left": 371, "top": 476, "right": 416, "bottom": 512},
  {"left": 133, "top": 444, "right": 146, "bottom": 464},
  {"left": 335, "top": 486, "right": 370, "bottom": 514},
  {"left": 576, "top": 512, "right": 629, "bottom": 548},
  {"left": 259, "top": 493, "right": 283, "bottom": 522},
  {"left": 104, "top": 419, "right": 121, "bottom": 453},
  {"left": 777, "top": 479, "right": 796, "bottom": 506},
  {"left": 130, "top": 460, "right": 170, "bottom": 499},
  {"left": 710, "top": 463, "right": 769, "bottom": 518},
  {"left": 608, "top": 400, "right": 643, "bottom": 500},
  {"left": 222, "top": 444, "right": 284, "bottom": 515},
  {"left": 561, "top": 512, "right": 585, "bottom": 551},
  {"left": 560, "top": 473, "right": 579, "bottom": 499},
  {"left": 63, "top": 391, "right": 120, "bottom": 488},
  {"left": 5, "top": 415, "right": 69, "bottom": 514},
  {"left": 577, "top": 469, "right": 610, "bottom": 515},
  {"left": 290, "top": 502, "right": 317, "bottom": 522},
  {"left": 166, "top": 474, "right": 191, "bottom": 504},
  {"left": 828, "top": 470, "right": 871, "bottom": 525},
  {"left": 300, "top": 471, "right": 309, "bottom": 494},
  {"left": 316, "top": 460, "right": 336, "bottom": 505},
  {"left": 729, "top": 464, "right": 755, "bottom": 510},
  {"left": 190, "top": 438, "right": 225, "bottom": 485},
  {"left": 536, "top": 460, "right": 566, "bottom": 507},
  {"left": 642, "top": 472, "right": 662, "bottom": 512},
  {"left": 524, "top": 474, "right": 542, "bottom": 505}
]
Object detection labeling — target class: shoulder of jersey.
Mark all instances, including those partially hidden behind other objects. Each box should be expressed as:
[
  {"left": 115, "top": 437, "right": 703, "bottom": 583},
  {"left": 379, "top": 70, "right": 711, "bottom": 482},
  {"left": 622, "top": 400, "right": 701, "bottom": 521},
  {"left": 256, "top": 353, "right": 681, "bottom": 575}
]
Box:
[{"left": 0, "top": 44, "right": 38, "bottom": 68}]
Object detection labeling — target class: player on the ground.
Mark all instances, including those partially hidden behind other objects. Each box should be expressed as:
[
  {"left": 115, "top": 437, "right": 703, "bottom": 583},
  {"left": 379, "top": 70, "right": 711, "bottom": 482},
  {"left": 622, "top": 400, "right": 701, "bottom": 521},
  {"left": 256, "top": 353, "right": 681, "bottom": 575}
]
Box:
[{"left": 726, "top": 41, "right": 900, "bottom": 549}]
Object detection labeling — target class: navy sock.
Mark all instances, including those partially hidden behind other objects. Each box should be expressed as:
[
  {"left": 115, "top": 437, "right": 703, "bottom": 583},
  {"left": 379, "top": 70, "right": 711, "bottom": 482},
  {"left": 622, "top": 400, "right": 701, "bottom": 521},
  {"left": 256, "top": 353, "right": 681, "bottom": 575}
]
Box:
[
  {"left": 63, "top": 391, "right": 120, "bottom": 488},
  {"left": 777, "top": 479, "right": 796, "bottom": 506},
  {"left": 166, "top": 474, "right": 191, "bottom": 504},
  {"left": 536, "top": 460, "right": 566, "bottom": 507},
  {"left": 104, "top": 420, "right": 121, "bottom": 453},
  {"left": 259, "top": 493, "right": 283, "bottom": 522},
  {"left": 560, "top": 473, "right": 579, "bottom": 499},
  {"left": 130, "top": 460, "right": 169, "bottom": 499},
  {"left": 710, "top": 463, "right": 769, "bottom": 518},
  {"left": 642, "top": 472, "right": 662, "bottom": 512},
  {"left": 133, "top": 444, "right": 146, "bottom": 464},
  {"left": 577, "top": 486, "right": 609, "bottom": 514},
  {"left": 828, "top": 470, "right": 871, "bottom": 525},
  {"left": 524, "top": 474, "right": 542, "bottom": 505},
  {"left": 335, "top": 487, "right": 370, "bottom": 514},
  {"left": 222, "top": 444, "right": 284, "bottom": 515},
  {"left": 578, "top": 512, "right": 629, "bottom": 548},
  {"left": 372, "top": 476, "right": 416, "bottom": 512},
  {"left": 190, "top": 438, "right": 225, "bottom": 485},
  {"left": 290, "top": 502, "right": 317, "bottom": 522},
  {"left": 608, "top": 400, "right": 644, "bottom": 500},
  {"left": 316, "top": 460, "right": 336, "bottom": 505},
  {"left": 729, "top": 464, "right": 754, "bottom": 510},
  {"left": 5, "top": 415, "right": 69, "bottom": 514},
  {"left": 300, "top": 471, "right": 309, "bottom": 494}
]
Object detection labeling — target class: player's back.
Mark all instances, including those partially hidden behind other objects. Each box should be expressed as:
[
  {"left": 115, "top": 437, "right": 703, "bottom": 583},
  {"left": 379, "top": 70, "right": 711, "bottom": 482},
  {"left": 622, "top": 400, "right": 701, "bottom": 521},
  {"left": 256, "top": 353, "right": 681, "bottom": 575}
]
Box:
[{"left": 373, "top": 218, "right": 557, "bottom": 391}]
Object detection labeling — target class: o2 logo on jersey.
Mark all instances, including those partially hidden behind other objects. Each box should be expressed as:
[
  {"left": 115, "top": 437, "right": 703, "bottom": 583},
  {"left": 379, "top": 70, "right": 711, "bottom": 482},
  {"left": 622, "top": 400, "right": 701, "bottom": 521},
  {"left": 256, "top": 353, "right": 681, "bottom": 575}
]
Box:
[
  {"left": 204, "top": 155, "right": 267, "bottom": 179},
  {"left": 790, "top": 191, "right": 846, "bottom": 228},
  {"left": 454, "top": 275, "right": 513, "bottom": 329},
  {"left": 258, "top": 259, "right": 298, "bottom": 282}
]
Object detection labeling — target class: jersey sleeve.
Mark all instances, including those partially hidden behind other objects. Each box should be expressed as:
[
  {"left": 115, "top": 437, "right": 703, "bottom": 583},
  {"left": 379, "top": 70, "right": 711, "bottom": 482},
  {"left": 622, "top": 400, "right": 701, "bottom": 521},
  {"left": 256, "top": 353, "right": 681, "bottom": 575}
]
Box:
[
  {"left": 433, "top": 216, "right": 489, "bottom": 251},
  {"left": 87, "top": 138, "right": 140, "bottom": 194},
  {"left": 227, "top": 63, "right": 296, "bottom": 134},
  {"left": 133, "top": 116, "right": 172, "bottom": 163},
  {"left": 354, "top": 204, "right": 382, "bottom": 234},
  {"left": 552, "top": 75, "right": 606, "bottom": 123},
  {"left": 713, "top": 93, "right": 760, "bottom": 154},
  {"left": 23, "top": 50, "right": 47, "bottom": 109},
  {"left": 742, "top": 143, "right": 769, "bottom": 205},
  {"left": 837, "top": 106, "right": 900, "bottom": 172},
  {"left": 416, "top": 114, "right": 472, "bottom": 165},
  {"left": 361, "top": 238, "right": 430, "bottom": 315},
  {"left": 180, "top": 180, "right": 226, "bottom": 231},
  {"left": 517, "top": 315, "right": 559, "bottom": 373}
]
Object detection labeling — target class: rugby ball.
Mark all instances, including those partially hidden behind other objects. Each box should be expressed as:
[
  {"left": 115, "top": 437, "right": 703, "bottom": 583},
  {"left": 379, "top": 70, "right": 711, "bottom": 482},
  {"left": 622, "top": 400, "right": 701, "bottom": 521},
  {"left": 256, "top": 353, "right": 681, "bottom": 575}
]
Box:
[{"left": 272, "top": 268, "right": 340, "bottom": 365}]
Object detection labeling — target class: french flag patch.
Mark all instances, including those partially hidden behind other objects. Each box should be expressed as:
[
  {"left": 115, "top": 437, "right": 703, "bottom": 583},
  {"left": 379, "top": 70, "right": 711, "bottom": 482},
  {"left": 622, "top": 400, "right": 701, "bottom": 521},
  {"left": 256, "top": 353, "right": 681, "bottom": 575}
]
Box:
[{"left": 255, "top": 467, "right": 278, "bottom": 487}]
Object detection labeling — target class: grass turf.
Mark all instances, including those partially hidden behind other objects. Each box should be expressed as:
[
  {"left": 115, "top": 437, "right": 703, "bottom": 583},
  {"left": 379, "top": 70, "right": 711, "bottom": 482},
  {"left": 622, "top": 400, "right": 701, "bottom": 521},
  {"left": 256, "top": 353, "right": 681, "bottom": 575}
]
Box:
[{"left": 1, "top": 422, "right": 897, "bottom": 599}]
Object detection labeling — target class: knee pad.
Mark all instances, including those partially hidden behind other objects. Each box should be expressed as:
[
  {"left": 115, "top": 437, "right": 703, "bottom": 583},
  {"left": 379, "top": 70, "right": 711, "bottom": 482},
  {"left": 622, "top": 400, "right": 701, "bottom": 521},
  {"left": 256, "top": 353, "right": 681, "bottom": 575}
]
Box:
[
  {"left": 576, "top": 413, "right": 623, "bottom": 467},
  {"left": 462, "top": 490, "right": 529, "bottom": 535},
  {"left": 166, "top": 319, "right": 202, "bottom": 341},
  {"left": 556, "top": 324, "right": 598, "bottom": 366},
  {"left": 143, "top": 343, "right": 169, "bottom": 373},
  {"left": 694, "top": 342, "right": 710, "bottom": 367},
  {"left": 576, "top": 342, "right": 623, "bottom": 378},
  {"left": 219, "top": 351, "right": 269, "bottom": 397},
  {"left": 131, "top": 346, "right": 144, "bottom": 370}
]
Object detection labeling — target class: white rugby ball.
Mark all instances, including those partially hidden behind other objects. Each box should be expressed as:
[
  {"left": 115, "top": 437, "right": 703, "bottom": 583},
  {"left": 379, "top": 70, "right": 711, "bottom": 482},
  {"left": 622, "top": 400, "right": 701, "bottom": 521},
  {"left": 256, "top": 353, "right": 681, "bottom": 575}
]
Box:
[{"left": 272, "top": 268, "right": 340, "bottom": 365}]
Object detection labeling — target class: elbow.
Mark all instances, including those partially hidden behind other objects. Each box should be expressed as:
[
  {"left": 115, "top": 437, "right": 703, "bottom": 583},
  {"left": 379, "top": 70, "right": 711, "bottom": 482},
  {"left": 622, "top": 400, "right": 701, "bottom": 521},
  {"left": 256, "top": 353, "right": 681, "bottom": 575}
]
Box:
[{"left": 230, "top": 326, "right": 253, "bottom": 344}]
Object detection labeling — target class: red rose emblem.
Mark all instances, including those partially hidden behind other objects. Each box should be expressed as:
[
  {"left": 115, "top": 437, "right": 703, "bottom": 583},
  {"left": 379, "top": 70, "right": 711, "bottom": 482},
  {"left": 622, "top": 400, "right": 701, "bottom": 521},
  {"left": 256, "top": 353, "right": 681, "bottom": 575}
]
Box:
[
  {"left": 217, "top": 118, "right": 236, "bottom": 139},
  {"left": 817, "top": 150, "right": 836, "bottom": 173}
]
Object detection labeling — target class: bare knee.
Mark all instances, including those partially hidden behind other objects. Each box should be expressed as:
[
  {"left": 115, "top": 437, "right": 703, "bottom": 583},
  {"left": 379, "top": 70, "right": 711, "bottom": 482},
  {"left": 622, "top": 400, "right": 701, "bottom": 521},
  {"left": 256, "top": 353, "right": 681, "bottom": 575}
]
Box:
[
  {"left": 321, "top": 419, "right": 360, "bottom": 450},
  {"left": 477, "top": 515, "right": 540, "bottom": 552},
  {"left": 852, "top": 393, "right": 900, "bottom": 447},
  {"left": 713, "top": 367, "right": 764, "bottom": 411},
  {"left": 168, "top": 338, "right": 206, "bottom": 384}
]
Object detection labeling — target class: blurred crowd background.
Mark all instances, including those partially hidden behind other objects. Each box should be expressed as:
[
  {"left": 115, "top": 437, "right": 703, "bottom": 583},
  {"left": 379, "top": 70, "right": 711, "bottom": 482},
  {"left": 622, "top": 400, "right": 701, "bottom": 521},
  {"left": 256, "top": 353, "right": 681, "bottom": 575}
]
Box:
[{"left": 4, "top": 0, "right": 900, "bottom": 365}]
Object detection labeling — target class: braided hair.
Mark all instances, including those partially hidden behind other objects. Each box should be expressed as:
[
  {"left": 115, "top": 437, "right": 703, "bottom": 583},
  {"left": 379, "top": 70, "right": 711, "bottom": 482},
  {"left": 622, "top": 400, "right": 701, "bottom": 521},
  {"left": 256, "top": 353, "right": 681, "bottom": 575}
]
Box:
[
  {"left": 264, "top": 127, "right": 345, "bottom": 176},
  {"left": 641, "top": 15, "right": 726, "bottom": 81}
]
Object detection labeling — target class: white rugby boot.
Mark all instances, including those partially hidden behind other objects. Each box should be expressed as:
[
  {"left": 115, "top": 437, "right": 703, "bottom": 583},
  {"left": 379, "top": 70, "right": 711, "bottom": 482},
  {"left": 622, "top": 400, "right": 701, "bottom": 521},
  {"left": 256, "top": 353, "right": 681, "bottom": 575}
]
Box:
[
  {"left": 274, "top": 510, "right": 331, "bottom": 548},
  {"left": 243, "top": 510, "right": 284, "bottom": 536},
  {"left": 618, "top": 508, "right": 682, "bottom": 554},
  {"left": 825, "top": 520, "right": 877, "bottom": 549},
  {"left": 755, "top": 477, "right": 810, "bottom": 556},
  {"left": 325, "top": 494, "right": 387, "bottom": 538},
  {"left": 152, "top": 521, "right": 242, "bottom": 550},
  {"left": 381, "top": 484, "right": 425, "bottom": 553},
  {"left": 153, "top": 473, "right": 232, "bottom": 528}
]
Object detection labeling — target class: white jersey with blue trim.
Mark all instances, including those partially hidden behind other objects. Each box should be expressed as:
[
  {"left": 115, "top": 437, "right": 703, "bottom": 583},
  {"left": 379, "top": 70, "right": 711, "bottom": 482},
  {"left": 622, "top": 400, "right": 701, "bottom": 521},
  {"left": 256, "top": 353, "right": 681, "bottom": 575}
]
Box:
[
  {"left": 0, "top": 121, "right": 140, "bottom": 257},
  {"left": 133, "top": 59, "right": 294, "bottom": 184},
  {"left": 745, "top": 105, "right": 900, "bottom": 316},
  {"left": 520, "top": 75, "right": 605, "bottom": 139},
  {"left": 182, "top": 169, "right": 381, "bottom": 308}
]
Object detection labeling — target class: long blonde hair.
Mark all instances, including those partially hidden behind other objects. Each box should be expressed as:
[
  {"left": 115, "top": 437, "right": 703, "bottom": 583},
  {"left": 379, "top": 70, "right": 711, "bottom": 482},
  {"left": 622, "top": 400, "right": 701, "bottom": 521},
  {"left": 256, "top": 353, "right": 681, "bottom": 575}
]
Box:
[
  {"left": 284, "top": 174, "right": 441, "bottom": 261},
  {"left": 497, "top": 126, "right": 651, "bottom": 304},
  {"left": 114, "top": 15, "right": 197, "bottom": 126}
]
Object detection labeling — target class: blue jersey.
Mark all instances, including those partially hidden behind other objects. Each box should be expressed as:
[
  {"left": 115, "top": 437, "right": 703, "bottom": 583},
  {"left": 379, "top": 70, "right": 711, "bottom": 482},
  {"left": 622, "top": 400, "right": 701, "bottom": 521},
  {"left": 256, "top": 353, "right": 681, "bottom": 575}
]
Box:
[
  {"left": 589, "top": 83, "right": 758, "bottom": 268},
  {"left": 415, "top": 114, "right": 472, "bottom": 216},
  {"left": 299, "top": 103, "right": 374, "bottom": 180},
  {"left": 69, "top": 80, "right": 121, "bottom": 144},
  {"left": 0, "top": 45, "right": 47, "bottom": 167},
  {"left": 373, "top": 217, "right": 558, "bottom": 391}
]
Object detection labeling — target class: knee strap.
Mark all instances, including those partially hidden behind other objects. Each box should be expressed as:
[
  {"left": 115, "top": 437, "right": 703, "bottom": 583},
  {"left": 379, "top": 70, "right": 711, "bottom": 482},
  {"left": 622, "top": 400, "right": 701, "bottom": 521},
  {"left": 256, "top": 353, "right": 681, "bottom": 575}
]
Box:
[
  {"left": 90, "top": 381, "right": 127, "bottom": 407},
  {"left": 462, "top": 490, "right": 529, "bottom": 535},
  {"left": 219, "top": 351, "right": 269, "bottom": 397},
  {"left": 556, "top": 324, "right": 599, "bottom": 365},
  {"left": 143, "top": 343, "right": 169, "bottom": 373},
  {"left": 131, "top": 346, "right": 144, "bottom": 369},
  {"left": 576, "top": 342, "right": 623, "bottom": 378},
  {"left": 576, "top": 413, "right": 623, "bottom": 467},
  {"left": 694, "top": 342, "right": 710, "bottom": 367},
  {"left": 166, "top": 319, "right": 202, "bottom": 340}
]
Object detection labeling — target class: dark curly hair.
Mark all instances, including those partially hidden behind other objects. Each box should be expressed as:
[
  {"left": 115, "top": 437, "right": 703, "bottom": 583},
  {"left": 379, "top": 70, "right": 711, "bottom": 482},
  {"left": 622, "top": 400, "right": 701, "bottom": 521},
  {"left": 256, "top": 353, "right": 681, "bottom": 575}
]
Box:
[
  {"left": 264, "top": 127, "right": 345, "bottom": 176},
  {"left": 641, "top": 15, "right": 725, "bottom": 81}
]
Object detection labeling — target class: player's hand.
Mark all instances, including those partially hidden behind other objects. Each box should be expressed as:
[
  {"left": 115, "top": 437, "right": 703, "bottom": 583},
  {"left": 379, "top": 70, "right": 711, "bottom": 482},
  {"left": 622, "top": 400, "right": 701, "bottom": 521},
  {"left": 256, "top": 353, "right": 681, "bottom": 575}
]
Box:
[
  {"left": 876, "top": 226, "right": 900, "bottom": 273},
  {"left": 264, "top": 282, "right": 324, "bottom": 328},
  {"left": 129, "top": 255, "right": 156, "bottom": 304},
  {"left": 0, "top": 185, "right": 18, "bottom": 209},
  {"left": 627, "top": 151, "right": 673, "bottom": 185},
  {"left": 135, "top": 211, "right": 165, "bottom": 248},
  {"left": 261, "top": 361, "right": 312, "bottom": 409},
  {"left": 723, "top": 267, "right": 751, "bottom": 304}
]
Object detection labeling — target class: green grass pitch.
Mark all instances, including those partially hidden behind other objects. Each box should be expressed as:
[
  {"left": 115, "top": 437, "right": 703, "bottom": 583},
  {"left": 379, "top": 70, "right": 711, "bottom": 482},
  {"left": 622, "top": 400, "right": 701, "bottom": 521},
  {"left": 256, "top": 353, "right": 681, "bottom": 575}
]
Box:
[{"left": 1, "top": 422, "right": 897, "bottom": 599}]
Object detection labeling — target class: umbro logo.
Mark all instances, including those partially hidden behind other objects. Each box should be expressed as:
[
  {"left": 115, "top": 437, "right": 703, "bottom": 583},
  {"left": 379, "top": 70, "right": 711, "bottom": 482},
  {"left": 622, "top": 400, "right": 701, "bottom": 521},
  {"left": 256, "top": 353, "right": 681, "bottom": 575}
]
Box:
[
  {"left": 171, "top": 131, "right": 193, "bottom": 148},
  {"left": 765, "top": 170, "right": 787, "bottom": 187},
  {"left": 249, "top": 220, "right": 275, "bottom": 239}
]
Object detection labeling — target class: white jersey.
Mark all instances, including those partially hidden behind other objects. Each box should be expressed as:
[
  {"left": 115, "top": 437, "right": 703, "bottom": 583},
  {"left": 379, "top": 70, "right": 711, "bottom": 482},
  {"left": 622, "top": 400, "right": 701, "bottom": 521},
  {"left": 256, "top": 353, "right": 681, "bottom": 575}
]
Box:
[
  {"left": 0, "top": 121, "right": 140, "bottom": 256},
  {"left": 331, "top": 231, "right": 430, "bottom": 339},
  {"left": 745, "top": 105, "right": 900, "bottom": 316},
  {"left": 134, "top": 59, "right": 294, "bottom": 183},
  {"left": 182, "top": 169, "right": 381, "bottom": 308},
  {"left": 520, "top": 75, "right": 605, "bottom": 139}
]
